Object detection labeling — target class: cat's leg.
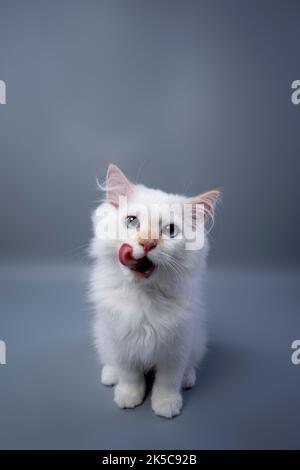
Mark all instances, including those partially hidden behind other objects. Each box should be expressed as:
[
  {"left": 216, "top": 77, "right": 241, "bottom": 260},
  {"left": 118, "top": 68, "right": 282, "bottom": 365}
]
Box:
[
  {"left": 94, "top": 315, "right": 119, "bottom": 386},
  {"left": 182, "top": 324, "right": 207, "bottom": 389},
  {"left": 114, "top": 366, "right": 145, "bottom": 409},
  {"left": 101, "top": 364, "right": 118, "bottom": 386},
  {"left": 182, "top": 366, "right": 196, "bottom": 389},
  {"left": 151, "top": 360, "right": 186, "bottom": 418}
]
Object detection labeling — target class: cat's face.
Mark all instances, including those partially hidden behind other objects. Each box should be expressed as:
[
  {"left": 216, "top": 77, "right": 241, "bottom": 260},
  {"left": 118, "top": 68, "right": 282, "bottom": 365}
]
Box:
[{"left": 91, "top": 164, "right": 220, "bottom": 282}]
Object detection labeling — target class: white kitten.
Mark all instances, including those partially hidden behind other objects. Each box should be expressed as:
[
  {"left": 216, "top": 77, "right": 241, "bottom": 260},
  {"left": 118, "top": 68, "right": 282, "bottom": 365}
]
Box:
[{"left": 89, "top": 164, "right": 220, "bottom": 418}]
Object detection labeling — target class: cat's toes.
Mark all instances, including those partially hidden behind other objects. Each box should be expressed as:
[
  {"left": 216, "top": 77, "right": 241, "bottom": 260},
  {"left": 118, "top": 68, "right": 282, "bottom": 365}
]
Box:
[
  {"left": 101, "top": 365, "right": 118, "bottom": 386},
  {"left": 182, "top": 368, "right": 196, "bottom": 389},
  {"left": 151, "top": 393, "right": 183, "bottom": 418},
  {"left": 114, "top": 383, "right": 145, "bottom": 409}
]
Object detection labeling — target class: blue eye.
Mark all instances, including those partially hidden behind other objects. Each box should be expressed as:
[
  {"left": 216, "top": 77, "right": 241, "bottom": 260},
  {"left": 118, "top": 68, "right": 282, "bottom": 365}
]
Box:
[
  {"left": 125, "top": 215, "right": 140, "bottom": 229},
  {"left": 162, "top": 223, "right": 179, "bottom": 238}
]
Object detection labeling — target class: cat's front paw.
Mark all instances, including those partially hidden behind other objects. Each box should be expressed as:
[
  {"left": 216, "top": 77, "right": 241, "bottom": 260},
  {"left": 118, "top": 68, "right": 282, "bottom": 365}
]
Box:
[
  {"left": 114, "top": 383, "right": 145, "bottom": 409},
  {"left": 101, "top": 365, "right": 118, "bottom": 386},
  {"left": 151, "top": 392, "right": 183, "bottom": 418},
  {"left": 182, "top": 368, "right": 196, "bottom": 389}
]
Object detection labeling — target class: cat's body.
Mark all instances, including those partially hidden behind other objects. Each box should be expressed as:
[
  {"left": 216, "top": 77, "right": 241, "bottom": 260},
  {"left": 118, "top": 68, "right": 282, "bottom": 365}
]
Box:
[{"left": 89, "top": 164, "right": 220, "bottom": 418}]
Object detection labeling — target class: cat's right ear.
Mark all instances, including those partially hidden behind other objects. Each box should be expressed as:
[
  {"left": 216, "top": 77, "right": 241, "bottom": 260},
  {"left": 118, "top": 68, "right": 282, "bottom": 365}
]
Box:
[{"left": 106, "top": 163, "right": 134, "bottom": 207}]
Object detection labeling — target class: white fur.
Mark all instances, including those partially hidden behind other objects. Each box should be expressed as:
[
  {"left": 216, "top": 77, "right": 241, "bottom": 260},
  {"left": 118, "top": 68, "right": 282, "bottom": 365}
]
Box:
[{"left": 89, "top": 167, "right": 219, "bottom": 418}]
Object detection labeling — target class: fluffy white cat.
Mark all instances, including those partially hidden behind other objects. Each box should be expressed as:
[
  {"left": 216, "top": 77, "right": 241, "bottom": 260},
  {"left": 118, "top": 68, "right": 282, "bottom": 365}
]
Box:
[{"left": 89, "top": 163, "right": 220, "bottom": 418}]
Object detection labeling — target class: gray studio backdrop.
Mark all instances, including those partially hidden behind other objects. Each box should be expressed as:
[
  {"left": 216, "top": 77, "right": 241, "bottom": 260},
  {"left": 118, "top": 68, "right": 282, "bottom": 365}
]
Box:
[
  {"left": 0, "top": 0, "right": 300, "bottom": 451},
  {"left": 0, "top": 0, "right": 299, "bottom": 268}
]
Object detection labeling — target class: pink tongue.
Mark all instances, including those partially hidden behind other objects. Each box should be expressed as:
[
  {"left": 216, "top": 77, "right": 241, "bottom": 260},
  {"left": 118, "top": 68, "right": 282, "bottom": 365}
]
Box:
[{"left": 119, "top": 243, "right": 138, "bottom": 267}]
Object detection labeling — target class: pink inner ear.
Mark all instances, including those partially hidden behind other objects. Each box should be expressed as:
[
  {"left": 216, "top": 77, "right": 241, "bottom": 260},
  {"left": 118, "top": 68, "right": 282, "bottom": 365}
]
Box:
[
  {"left": 106, "top": 163, "right": 134, "bottom": 207},
  {"left": 186, "top": 189, "right": 221, "bottom": 218}
]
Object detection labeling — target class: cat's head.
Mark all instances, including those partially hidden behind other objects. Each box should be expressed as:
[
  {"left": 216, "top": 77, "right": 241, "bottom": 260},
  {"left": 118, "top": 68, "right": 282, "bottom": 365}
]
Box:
[{"left": 90, "top": 163, "right": 220, "bottom": 283}]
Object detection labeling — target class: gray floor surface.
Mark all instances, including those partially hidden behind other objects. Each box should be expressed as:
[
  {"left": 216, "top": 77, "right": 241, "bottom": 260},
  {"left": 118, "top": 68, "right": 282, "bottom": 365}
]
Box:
[{"left": 0, "top": 264, "right": 299, "bottom": 449}]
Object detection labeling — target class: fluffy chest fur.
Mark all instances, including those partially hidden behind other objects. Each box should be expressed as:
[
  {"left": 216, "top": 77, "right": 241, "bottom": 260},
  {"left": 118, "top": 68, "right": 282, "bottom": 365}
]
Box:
[{"left": 91, "top": 262, "right": 193, "bottom": 368}]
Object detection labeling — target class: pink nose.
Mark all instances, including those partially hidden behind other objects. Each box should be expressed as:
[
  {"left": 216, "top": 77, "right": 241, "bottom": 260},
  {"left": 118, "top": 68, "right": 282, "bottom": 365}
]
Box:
[{"left": 139, "top": 239, "right": 157, "bottom": 253}]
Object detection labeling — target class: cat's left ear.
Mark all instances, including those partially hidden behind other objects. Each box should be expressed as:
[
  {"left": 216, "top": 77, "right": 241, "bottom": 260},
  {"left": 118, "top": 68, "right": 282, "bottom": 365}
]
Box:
[
  {"left": 106, "top": 163, "right": 134, "bottom": 207},
  {"left": 185, "top": 189, "right": 221, "bottom": 220}
]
